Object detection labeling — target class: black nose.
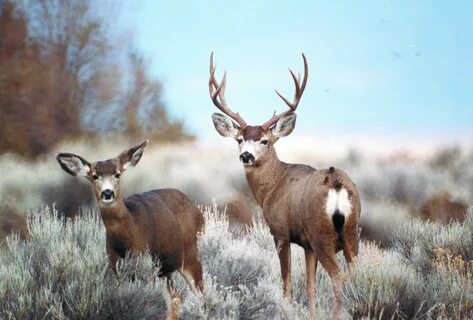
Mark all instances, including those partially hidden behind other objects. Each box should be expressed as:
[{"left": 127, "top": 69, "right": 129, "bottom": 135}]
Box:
[
  {"left": 101, "top": 189, "right": 115, "bottom": 200},
  {"left": 239, "top": 151, "right": 255, "bottom": 164}
]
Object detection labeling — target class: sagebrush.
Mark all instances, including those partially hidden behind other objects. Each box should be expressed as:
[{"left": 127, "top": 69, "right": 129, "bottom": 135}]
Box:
[{"left": 1, "top": 204, "right": 472, "bottom": 319}]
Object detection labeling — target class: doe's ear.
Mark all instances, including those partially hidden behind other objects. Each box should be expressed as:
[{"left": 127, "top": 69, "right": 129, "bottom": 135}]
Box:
[
  {"left": 118, "top": 139, "right": 148, "bottom": 171},
  {"left": 56, "top": 153, "right": 91, "bottom": 177},
  {"left": 271, "top": 112, "right": 297, "bottom": 139},
  {"left": 211, "top": 113, "right": 239, "bottom": 138}
]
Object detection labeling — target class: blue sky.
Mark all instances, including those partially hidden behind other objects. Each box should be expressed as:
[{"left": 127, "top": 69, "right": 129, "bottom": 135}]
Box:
[{"left": 118, "top": 1, "right": 473, "bottom": 138}]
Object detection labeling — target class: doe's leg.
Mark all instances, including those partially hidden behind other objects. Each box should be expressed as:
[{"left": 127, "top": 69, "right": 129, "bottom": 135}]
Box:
[
  {"left": 165, "top": 276, "right": 181, "bottom": 320},
  {"left": 106, "top": 246, "right": 120, "bottom": 274},
  {"left": 180, "top": 259, "right": 204, "bottom": 294}
]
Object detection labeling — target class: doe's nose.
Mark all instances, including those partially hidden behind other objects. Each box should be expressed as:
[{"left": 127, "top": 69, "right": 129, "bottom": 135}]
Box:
[
  {"left": 101, "top": 189, "right": 115, "bottom": 200},
  {"left": 239, "top": 151, "right": 255, "bottom": 164}
]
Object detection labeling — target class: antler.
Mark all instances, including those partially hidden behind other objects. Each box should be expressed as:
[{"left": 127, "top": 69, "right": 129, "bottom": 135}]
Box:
[
  {"left": 209, "top": 52, "right": 247, "bottom": 128},
  {"left": 262, "top": 53, "right": 308, "bottom": 130}
]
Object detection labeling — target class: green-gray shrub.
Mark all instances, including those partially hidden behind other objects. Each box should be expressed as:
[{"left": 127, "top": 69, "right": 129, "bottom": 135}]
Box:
[
  {"left": 344, "top": 210, "right": 473, "bottom": 319},
  {"left": 0, "top": 206, "right": 167, "bottom": 320},
  {"left": 1, "top": 203, "right": 472, "bottom": 319}
]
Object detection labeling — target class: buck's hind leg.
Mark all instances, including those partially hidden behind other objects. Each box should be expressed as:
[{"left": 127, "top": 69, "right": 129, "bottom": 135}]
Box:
[
  {"left": 342, "top": 219, "right": 359, "bottom": 268},
  {"left": 304, "top": 249, "right": 318, "bottom": 319},
  {"left": 309, "top": 239, "right": 342, "bottom": 320}
]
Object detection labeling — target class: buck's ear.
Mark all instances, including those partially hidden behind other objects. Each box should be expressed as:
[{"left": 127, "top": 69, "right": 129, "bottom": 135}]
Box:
[
  {"left": 56, "top": 153, "right": 91, "bottom": 177},
  {"left": 118, "top": 139, "right": 148, "bottom": 171},
  {"left": 212, "top": 113, "right": 239, "bottom": 138},
  {"left": 271, "top": 113, "right": 297, "bottom": 139}
]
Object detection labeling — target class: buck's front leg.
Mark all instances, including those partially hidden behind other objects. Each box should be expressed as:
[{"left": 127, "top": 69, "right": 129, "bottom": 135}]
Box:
[{"left": 275, "top": 238, "right": 292, "bottom": 300}]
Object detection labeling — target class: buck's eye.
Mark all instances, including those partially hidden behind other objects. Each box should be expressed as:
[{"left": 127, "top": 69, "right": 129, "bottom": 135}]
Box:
[
  {"left": 261, "top": 140, "right": 269, "bottom": 145},
  {"left": 115, "top": 173, "right": 121, "bottom": 179},
  {"left": 237, "top": 138, "right": 243, "bottom": 144},
  {"left": 92, "top": 174, "right": 99, "bottom": 180}
]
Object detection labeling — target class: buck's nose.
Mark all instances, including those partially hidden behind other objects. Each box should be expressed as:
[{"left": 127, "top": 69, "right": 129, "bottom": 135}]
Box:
[
  {"left": 101, "top": 189, "right": 115, "bottom": 201},
  {"left": 239, "top": 152, "right": 255, "bottom": 164}
]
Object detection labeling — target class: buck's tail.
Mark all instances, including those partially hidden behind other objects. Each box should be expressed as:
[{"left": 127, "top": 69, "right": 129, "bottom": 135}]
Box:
[{"left": 326, "top": 180, "right": 352, "bottom": 234}]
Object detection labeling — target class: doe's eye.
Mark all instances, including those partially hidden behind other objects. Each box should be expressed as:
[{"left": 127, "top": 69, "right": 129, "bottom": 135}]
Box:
[
  {"left": 115, "top": 173, "right": 121, "bottom": 179},
  {"left": 91, "top": 174, "right": 99, "bottom": 180},
  {"left": 237, "top": 138, "right": 243, "bottom": 144},
  {"left": 261, "top": 140, "right": 269, "bottom": 145}
]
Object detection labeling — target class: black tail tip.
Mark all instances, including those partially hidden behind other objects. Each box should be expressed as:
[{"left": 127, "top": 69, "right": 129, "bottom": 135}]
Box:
[
  {"left": 334, "top": 180, "right": 343, "bottom": 191},
  {"left": 332, "top": 210, "right": 345, "bottom": 233}
]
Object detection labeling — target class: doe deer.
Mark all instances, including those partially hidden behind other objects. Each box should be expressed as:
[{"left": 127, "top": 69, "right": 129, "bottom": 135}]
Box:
[
  {"left": 209, "top": 53, "right": 361, "bottom": 318},
  {"left": 56, "top": 140, "right": 204, "bottom": 314}
]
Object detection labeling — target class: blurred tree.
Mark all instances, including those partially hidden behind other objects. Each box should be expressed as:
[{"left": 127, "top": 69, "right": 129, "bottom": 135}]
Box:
[
  {"left": 0, "top": 0, "right": 192, "bottom": 159},
  {"left": 120, "top": 53, "right": 192, "bottom": 142}
]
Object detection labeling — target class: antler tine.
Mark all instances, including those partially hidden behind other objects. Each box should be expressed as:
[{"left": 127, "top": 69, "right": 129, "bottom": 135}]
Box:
[
  {"left": 209, "top": 52, "right": 247, "bottom": 128},
  {"left": 300, "top": 52, "right": 308, "bottom": 93},
  {"left": 262, "top": 53, "right": 308, "bottom": 130},
  {"left": 210, "top": 52, "right": 226, "bottom": 104}
]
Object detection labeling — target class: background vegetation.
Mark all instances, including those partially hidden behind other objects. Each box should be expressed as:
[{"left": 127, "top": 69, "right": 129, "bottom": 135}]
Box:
[
  {"left": 1, "top": 203, "right": 472, "bottom": 319},
  {"left": 0, "top": 0, "right": 191, "bottom": 159}
]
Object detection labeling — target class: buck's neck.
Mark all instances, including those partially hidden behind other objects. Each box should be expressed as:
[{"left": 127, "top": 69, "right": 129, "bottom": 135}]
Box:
[{"left": 244, "top": 146, "right": 287, "bottom": 206}]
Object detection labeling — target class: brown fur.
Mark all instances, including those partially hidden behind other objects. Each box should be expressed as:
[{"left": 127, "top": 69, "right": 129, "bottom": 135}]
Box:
[
  {"left": 57, "top": 144, "right": 204, "bottom": 317},
  {"left": 419, "top": 192, "right": 467, "bottom": 224},
  {"left": 244, "top": 141, "right": 361, "bottom": 319},
  {"left": 101, "top": 188, "right": 204, "bottom": 286},
  {"left": 240, "top": 125, "right": 265, "bottom": 141}
]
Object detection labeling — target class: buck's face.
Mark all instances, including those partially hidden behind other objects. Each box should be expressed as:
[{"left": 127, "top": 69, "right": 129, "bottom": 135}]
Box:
[
  {"left": 236, "top": 126, "right": 271, "bottom": 166},
  {"left": 209, "top": 53, "right": 306, "bottom": 167},
  {"left": 212, "top": 113, "right": 296, "bottom": 167},
  {"left": 56, "top": 140, "right": 148, "bottom": 207}
]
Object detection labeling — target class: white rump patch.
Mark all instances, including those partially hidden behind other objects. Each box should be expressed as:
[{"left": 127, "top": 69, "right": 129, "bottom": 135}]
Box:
[{"left": 326, "top": 188, "right": 351, "bottom": 218}]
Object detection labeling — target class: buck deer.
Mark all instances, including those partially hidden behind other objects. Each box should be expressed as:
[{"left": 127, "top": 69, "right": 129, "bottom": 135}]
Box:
[
  {"left": 56, "top": 140, "right": 204, "bottom": 316},
  {"left": 209, "top": 53, "right": 361, "bottom": 319}
]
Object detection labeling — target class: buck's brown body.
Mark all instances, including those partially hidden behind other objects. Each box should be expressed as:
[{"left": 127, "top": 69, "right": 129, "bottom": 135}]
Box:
[
  {"left": 102, "top": 188, "right": 204, "bottom": 282},
  {"left": 209, "top": 53, "right": 361, "bottom": 319},
  {"left": 246, "top": 159, "right": 360, "bottom": 253}
]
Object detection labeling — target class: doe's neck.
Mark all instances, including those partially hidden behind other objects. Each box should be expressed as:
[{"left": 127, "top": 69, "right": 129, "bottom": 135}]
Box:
[{"left": 97, "top": 194, "right": 130, "bottom": 224}]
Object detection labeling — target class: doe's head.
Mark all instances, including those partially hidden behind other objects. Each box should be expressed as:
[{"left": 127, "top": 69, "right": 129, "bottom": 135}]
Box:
[
  {"left": 209, "top": 53, "right": 307, "bottom": 167},
  {"left": 56, "top": 140, "right": 148, "bottom": 207}
]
